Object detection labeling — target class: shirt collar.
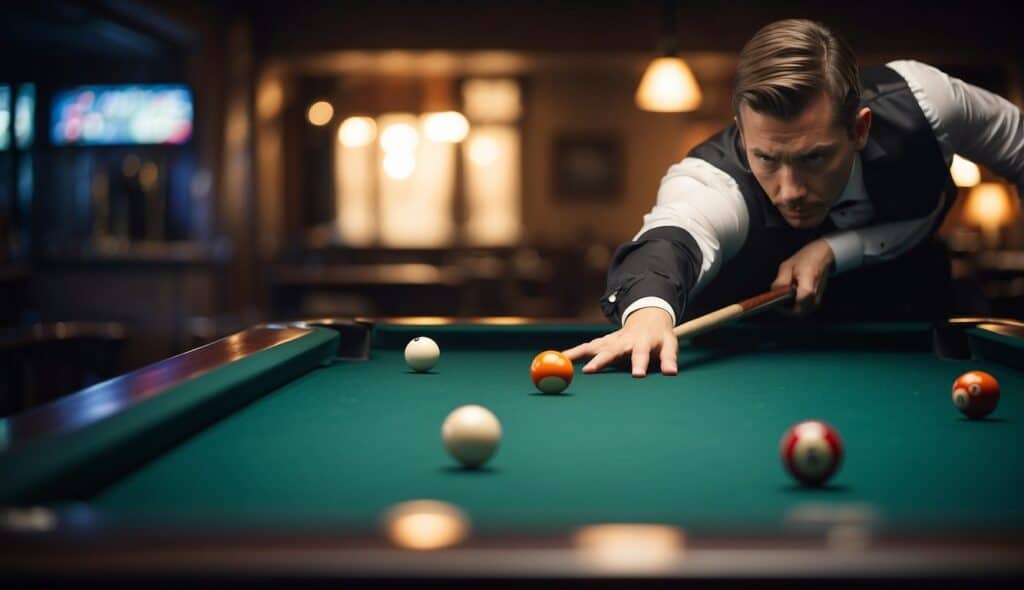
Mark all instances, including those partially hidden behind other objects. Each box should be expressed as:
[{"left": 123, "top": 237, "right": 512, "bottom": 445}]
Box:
[{"left": 832, "top": 153, "right": 869, "bottom": 208}]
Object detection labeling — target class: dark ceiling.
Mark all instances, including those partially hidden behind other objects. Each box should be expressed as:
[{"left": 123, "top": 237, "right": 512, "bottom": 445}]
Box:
[
  {"left": 2, "top": 0, "right": 1021, "bottom": 77},
  {"left": 245, "top": 0, "right": 1024, "bottom": 59},
  {"left": 0, "top": 0, "right": 196, "bottom": 58}
]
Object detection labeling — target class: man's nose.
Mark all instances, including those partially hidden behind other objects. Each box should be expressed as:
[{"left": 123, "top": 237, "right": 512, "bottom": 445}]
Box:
[{"left": 777, "top": 166, "right": 807, "bottom": 205}]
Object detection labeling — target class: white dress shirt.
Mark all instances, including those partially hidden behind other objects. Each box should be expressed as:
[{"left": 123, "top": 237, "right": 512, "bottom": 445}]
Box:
[{"left": 623, "top": 60, "right": 1024, "bottom": 326}]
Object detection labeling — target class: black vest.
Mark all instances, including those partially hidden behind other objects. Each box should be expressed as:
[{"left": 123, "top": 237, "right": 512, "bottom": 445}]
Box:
[{"left": 684, "top": 65, "right": 956, "bottom": 319}]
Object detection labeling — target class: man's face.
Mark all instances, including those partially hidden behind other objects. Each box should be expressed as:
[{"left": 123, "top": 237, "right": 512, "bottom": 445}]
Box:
[{"left": 737, "top": 93, "right": 870, "bottom": 229}]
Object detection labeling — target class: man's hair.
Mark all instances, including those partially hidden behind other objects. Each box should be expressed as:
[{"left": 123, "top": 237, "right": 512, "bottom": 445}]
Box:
[{"left": 733, "top": 19, "right": 861, "bottom": 131}]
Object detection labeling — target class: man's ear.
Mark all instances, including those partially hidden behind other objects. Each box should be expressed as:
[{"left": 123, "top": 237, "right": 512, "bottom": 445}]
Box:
[{"left": 852, "top": 107, "right": 872, "bottom": 149}]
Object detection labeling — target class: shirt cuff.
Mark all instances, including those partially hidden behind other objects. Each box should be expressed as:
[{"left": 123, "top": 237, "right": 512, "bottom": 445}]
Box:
[
  {"left": 822, "top": 231, "right": 865, "bottom": 275},
  {"left": 621, "top": 296, "right": 677, "bottom": 327}
]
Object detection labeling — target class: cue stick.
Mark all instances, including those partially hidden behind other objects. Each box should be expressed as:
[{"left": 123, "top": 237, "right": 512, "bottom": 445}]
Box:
[{"left": 671, "top": 286, "right": 796, "bottom": 340}]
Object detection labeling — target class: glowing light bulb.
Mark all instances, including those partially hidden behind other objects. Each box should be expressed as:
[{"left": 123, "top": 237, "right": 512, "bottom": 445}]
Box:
[
  {"left": 636, "top": 57, "right": 702, "bottom": 112},
  {"left": 423, "top": 111, "right": 469, "bottom": 143},
  {"left": 307, "top": 101, "right": 334, "bottom": 126},
  {"left": 380, "top": 122, "right": 419, "bottom": 152},
  {"left": 338, "top": 116, "right": 377, "bottom": 147},
  {"left": 964, "top": 182, "right": 1015, "bottom": 247}
]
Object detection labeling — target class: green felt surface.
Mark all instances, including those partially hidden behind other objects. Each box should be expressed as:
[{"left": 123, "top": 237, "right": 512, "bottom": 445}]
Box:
[{"left": 89, "top": 324, "right": 1024, "bottom": 536}]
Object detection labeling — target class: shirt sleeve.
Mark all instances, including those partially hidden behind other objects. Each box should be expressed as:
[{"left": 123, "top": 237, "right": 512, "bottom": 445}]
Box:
[
  {"left": 888, "top": 59, "right": 1024, "bottom": 189},
  {"left": 638, "top": 157, "right": 750, "bottom": 289},
  {"left": 822, "top": 230, "right": 864, "bottom": 274},
  {"left": 822, "top": 61, "right": 1024, "bottom": 273},
  {"left": 826, "top": 204, "right": 945, "bottom": 270},
  {"left": 621, "top": 296, "right": 677, "bottom": 326},
  {"left": 617, "top": 157, "right": 750, "bottom": 325}
]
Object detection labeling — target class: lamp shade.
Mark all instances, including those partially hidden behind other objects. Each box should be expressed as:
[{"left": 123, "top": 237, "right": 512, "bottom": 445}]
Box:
[{"left": 636, "top": 57, "right": 702, "bottom": 112}]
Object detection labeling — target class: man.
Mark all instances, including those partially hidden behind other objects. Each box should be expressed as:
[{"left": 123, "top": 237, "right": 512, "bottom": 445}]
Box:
[{"left": 565, "top": 19, "right": 1023, "bottom": 377}]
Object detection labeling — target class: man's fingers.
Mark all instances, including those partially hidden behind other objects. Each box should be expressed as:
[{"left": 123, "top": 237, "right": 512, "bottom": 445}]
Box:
[
  {"left": 814, "top": 273, "right": 829, "bottom": 306},
  {"left": 562, "top": 341, "right": 595, "bottom": 361},
  {"left": 631, "top": 342, "right": 651, "bottom": 378},
  {"left": 566, "top": 308, "right": 678, "bottom": 379},
  {"left": 564, "top": 336, "right": 610, "bottom": 361},
  {"left": 659, "top": 335, "right": 679, "bottom": 375},
  {"left": 793, "top": 266, "right": 823, "bottom": 314},
  {"left": 772, "top": 262, "right": 795, "bottom": 290},
  {"left": 582, "top": 350, "right": 618, "bottom": 374},
  {"left": 773, "top": 262, "right": 798, "bottom": 313}
]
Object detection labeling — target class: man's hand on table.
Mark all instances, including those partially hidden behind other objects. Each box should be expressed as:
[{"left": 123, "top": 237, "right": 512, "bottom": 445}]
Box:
[
  {"left": 562, "top": 307, "right": 678, "bottom": 378},
  {"left": 772, "top": 239, "right": 835, "bottom": 316}
]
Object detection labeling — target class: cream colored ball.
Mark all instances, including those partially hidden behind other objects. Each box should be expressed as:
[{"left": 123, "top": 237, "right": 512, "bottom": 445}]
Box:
[
  {"left": 404, "top": 336, "right": 440, "bottom": 372},
  {"left": 441, "top": 405, "right": 502, "bottom": 468}
]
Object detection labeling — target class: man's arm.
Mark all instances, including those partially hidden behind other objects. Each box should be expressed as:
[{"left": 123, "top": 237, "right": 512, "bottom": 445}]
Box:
[
  {"left": 563, "top": 157, "right": 749, "bottom": 377},
  {"left": 816, "top": 61, "right": 1024, "bottom": 279},
  {"left": 888, "top": 60, "right": 1024, "bottom": 191},
  {"left": 603, "top": 157, "right": 750, "bottom": 325},
  {"left": 823, "top": 205, "right": 943, "bottom": 274}
]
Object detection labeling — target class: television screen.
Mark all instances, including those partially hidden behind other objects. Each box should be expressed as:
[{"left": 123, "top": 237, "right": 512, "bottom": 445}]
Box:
[{"left": 51, "top": 84, "right": 193, "bottom": 146}]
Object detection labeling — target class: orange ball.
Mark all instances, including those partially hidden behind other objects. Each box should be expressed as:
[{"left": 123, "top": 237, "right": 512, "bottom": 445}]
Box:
[
  {"left": 530, "top": 350, "right": 574, "bottom": 394},
  {"left": 952, "top": 370, "right": 1000, "bottom": 419}
]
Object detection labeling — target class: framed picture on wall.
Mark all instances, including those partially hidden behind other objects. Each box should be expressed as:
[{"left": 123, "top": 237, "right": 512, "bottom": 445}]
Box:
[{"left": 553, "top": 134, "right": 622, "bottom": 200}]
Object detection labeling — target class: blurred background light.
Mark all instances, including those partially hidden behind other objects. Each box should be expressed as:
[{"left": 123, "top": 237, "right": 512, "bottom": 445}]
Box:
[
  {"left": 951, "top": 154, "right": 981, "bottom": 188},
  {"left": 51, "top": 85, "right": 193, "bottom": 146},
  {"left": 468, "top": 135, "right": 500, "bottom": 167},
  {"left": 573, "top": 523, "right": 685, "bottom": 573},
  {"left": 382, "top": 150, "right": 416, "bottom": 180},
  {"left": 338, "top": 116, "right": 377, "bottom": 147},
  {"left": 423, "top": 111, "right": 469, "bottom": 143},
  {"left": 0, "top": 85, "right": 9, "bottom": 151},
  {"left": 462, "top": 78, "right": 521, "bottom": 123},
  {"left": 307, "top": 100, "right": 334, "bottom": 126},
  {"left": 636, "top": 57, "right": 702, "bottom": 112},
  {"left": 464, "top": 125, "right": 520, "bottom": 246},
  {"left": 380, "top": 121, "right": 419, "bottom": 152},
  {"left": 965, "top": 182, "right": 1016, "bottom": 245},
  {"left": 382, "top": 500, "right": 469, "bottom": 550},
  {"left": 14, "top": 84, "right": 35, "bottom": 149},
  {"left": 257, "top": 79, "right": 284, "bottom": 120}
]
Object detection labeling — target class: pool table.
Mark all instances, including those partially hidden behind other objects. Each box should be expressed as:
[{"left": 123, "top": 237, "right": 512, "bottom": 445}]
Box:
[{"left": 1, "top": 318, "right": 1023, "bottom": 585}]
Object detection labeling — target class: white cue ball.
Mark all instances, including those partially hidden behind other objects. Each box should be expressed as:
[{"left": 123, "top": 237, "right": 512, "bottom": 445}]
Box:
[
  {"left": 405, "top": 336, "right": 440, "bottom": 372},
  {"left": 442, "top": 405, "right": 502, "bottom": 469}
]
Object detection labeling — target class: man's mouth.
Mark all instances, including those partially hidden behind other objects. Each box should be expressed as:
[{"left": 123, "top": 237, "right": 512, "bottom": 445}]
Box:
[
  {"left": 780, "top": 206, "right": 822, "bottom": 224},
  {"left": 783, "top": 207, "right": 809, "bottom": 218}
]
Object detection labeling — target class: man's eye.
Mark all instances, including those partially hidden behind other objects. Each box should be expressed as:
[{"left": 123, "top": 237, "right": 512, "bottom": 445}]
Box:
[
  {"left": 802, "top": 153, "right": 824, "bottom": 164},
  {"left": 757, "top": 155, "right": 776, "bottom": 164}
]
